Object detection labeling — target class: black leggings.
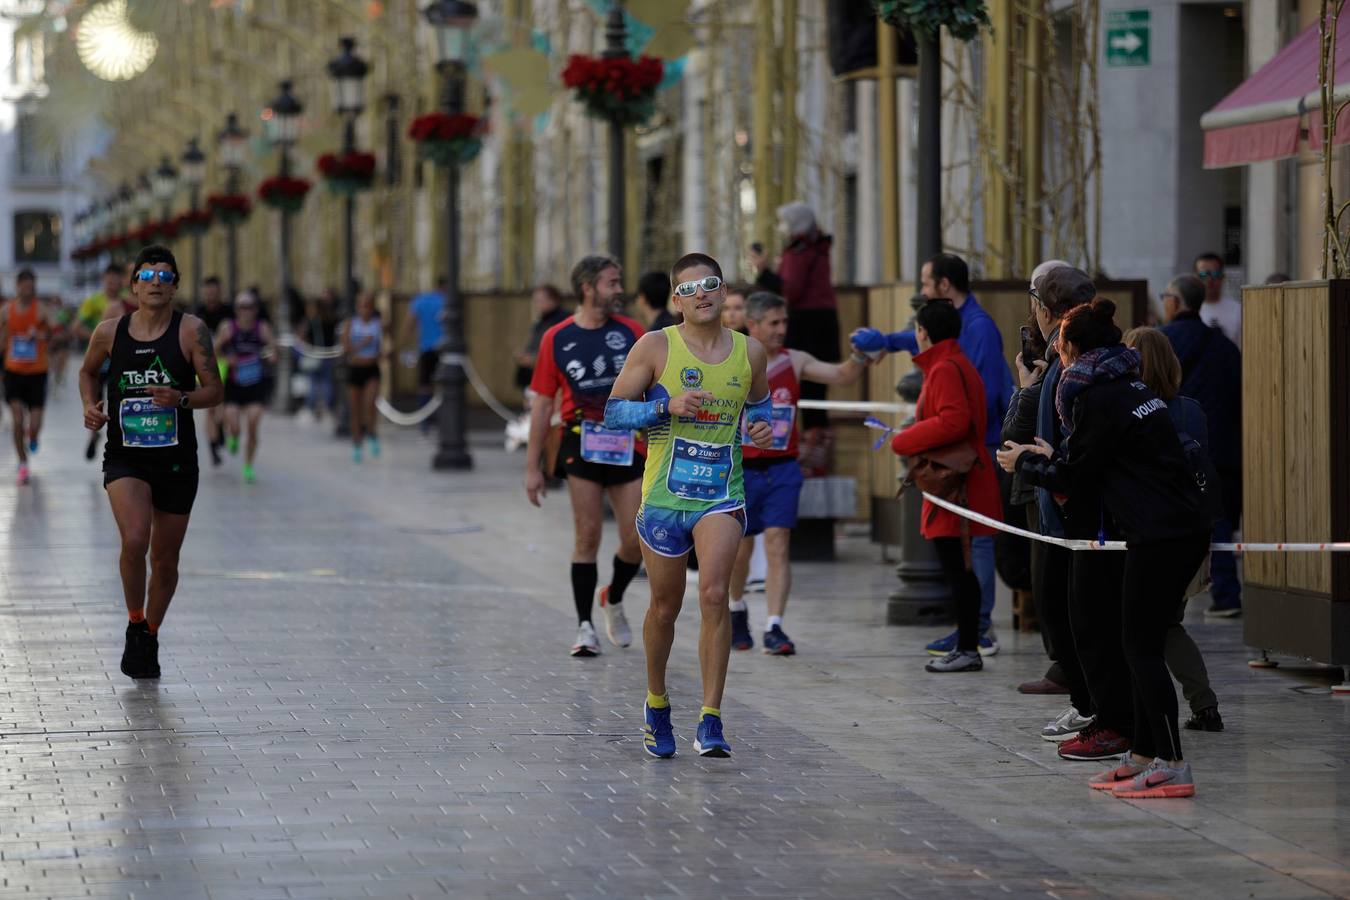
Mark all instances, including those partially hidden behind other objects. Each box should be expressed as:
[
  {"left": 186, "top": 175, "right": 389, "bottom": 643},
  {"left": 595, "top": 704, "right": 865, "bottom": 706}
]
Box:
[
  {"left": 933, "top": 537, "right": 981, "bottom": 652},
  {"left": 1121, "top": 535, "right": 1211, "bottom": 761},
  {"left": 1070, "top": 551, "right": 1133, "bottom": 736},
  {"left": 1034, "top": 538, "right": 1093, "bottom": 716}
]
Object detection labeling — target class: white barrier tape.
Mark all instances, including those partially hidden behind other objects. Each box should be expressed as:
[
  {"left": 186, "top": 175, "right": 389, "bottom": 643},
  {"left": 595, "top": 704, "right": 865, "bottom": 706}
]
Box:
[
  {"left": 439, "top": 352, "right": 520, "bottom": 423},
  {"left": 276, "top": 334, "right": 343, "bottom": 360},
  {"left": 920, "top": 491, "right": 1350, "bottom": 553},
  {"left": 798, "top": 399, "right": 915, "bottom": 414},
  {"left": 376, "top": 394, "right": 442, "bottom": 426}
]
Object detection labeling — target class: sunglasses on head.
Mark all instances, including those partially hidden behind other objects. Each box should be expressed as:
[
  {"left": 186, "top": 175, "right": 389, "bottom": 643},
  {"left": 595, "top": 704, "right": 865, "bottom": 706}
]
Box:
[
  {"left": 673, "top": 274, "right": 723, "bottom": 298},
  {"left": 1196, "top": 270, "right": 1222, "bottom": 279},
  {"left": 1028, "top": 286, "right": 1041, "bottom": 302},
  {"left": 135, "top": 269, "right": 176, "bottom": 285}
]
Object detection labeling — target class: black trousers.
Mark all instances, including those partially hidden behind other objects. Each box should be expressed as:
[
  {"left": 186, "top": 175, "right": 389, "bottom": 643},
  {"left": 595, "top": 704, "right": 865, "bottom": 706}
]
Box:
[
  {"left": 933, "top": 537, "right": 981, "bottom": 652},
  {"left": 1034, "top": 537, "right": 1093, "bottom": 715},
  {"left": 1122, "top": 535, "right": 1211, "bottom": 761},
  {"left": 786, "top": 308, "right": 839, "bottom": 430},
  {"left": 1069, "top": 551, "right": 1133, "bottom": 736}
]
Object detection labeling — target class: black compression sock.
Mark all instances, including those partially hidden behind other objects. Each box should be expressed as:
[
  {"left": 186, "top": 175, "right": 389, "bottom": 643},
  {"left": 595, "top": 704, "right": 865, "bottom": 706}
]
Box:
[
  {"left": 571, "top": 562, "right": 598, "bottom": 624},
  {"left": 609, "top": 555, "right": 641, "bottom": 606}
]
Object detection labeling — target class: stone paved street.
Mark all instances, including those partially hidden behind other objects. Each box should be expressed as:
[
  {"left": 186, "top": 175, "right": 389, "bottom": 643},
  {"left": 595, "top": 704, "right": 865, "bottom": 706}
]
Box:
[{"left": 1, "top": 379, "right": 1348, "bottom": 899}]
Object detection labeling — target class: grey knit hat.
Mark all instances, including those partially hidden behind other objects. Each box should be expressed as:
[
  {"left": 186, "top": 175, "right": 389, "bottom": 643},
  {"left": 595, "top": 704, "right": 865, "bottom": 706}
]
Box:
[{"left": 777, "top": 201, "right": 816, "bottom": 239}]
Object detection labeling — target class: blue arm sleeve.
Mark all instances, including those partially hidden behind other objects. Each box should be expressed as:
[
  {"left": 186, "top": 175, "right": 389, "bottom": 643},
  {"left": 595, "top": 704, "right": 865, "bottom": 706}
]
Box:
[
  {"left": 745, "top": 394, "right": 773, "bottom": 426},
  {"left": 604, "top": 397, "right": 665, "bottom": 431},
  {"left": 886, "top": 330, "right": 919, "bottom": 355}
]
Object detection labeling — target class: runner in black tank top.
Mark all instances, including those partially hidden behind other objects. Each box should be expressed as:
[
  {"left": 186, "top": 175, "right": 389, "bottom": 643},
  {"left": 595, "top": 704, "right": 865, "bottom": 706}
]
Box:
[
  {"left": 78, "top": 245, "right": 223, "bottom": 682},
  {"left": 214, "top": 291, "right": 275, "bottom": 484}
]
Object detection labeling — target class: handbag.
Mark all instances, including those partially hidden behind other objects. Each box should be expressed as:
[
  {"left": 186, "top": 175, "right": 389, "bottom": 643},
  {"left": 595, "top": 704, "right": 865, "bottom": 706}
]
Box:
[{"left": 899, "top": 361, "right": 979, "bottom": 504}]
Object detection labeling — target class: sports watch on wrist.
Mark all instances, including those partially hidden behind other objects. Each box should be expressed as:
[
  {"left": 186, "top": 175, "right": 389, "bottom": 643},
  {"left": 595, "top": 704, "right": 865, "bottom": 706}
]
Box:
[{"left": 177, "top": 391, "right": 191, "bottom": 409}]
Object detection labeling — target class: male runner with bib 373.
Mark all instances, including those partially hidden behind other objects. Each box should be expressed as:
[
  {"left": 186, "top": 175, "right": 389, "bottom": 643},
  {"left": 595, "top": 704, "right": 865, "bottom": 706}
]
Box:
[
  {"left": 79, "top": 245, "right": 224, "bottom": 680},
  {"left": 525, "top": 255, "right": 645, "bottom": 657},
  {"left": 604, "top": 253, "right": 774, "bottom": 759}
]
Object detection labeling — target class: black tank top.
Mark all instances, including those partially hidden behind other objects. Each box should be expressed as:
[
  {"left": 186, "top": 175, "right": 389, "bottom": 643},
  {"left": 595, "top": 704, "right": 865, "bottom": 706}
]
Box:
[
  {"left": 105, "top": 310, "right": 199, "bottom": 471},
  {"left": 224, "top": 319, "right": 266, "bottom": 386}
]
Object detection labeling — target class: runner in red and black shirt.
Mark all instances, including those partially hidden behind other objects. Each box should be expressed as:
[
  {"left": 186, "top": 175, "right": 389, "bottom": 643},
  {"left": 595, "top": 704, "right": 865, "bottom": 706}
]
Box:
[
  {"left": 524, "top": 255, "right": 646, "bottom": 657},
  {"left": 727, "top": 291, "right": 876, "bottom": 655}
]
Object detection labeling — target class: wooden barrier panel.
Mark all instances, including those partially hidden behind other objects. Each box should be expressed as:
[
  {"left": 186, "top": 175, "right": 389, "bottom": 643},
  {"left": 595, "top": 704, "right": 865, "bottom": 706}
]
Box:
[{"left": 1241, "top": 280, "right": 1349, "bottom": 666}]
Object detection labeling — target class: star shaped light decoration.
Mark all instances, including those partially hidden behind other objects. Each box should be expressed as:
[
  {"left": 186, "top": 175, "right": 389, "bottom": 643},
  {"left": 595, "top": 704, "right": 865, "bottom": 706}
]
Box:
[{"left": 76, "top": 0, "right": 158, "bottom": 81}]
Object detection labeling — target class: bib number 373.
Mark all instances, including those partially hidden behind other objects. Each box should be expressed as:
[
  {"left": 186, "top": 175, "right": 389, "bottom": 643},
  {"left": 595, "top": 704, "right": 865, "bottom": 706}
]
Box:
[
  {"left": 667, "top": 437, "right": 733, "bottom": 501},
  {"left": 119, "top": 398, "right": 179, "bottom": 448}
]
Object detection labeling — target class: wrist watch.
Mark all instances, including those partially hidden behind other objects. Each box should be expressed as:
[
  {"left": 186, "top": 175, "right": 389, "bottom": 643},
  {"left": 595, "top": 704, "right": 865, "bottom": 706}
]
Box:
[
  {"left": 849, "top": 350, "right": 868, "bottom": 365},
  {"left": 177, "top": 391, "right": 191, "bottom": 409},
  {"left": 654, "top": 398, "right": 668, "bottom": 417}
]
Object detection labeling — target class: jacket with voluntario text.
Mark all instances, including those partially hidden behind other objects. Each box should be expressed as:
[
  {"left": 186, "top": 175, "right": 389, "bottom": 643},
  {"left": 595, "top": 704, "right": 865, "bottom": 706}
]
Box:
[{"left": 1016, "top": 370, "right": 1209, "bottom": 545}]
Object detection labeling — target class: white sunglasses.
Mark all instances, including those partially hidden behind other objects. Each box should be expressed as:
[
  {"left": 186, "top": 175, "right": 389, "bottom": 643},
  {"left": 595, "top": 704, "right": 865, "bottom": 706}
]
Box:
[{"left": 673, "top": 275, "right": 723, "bottom": 298}]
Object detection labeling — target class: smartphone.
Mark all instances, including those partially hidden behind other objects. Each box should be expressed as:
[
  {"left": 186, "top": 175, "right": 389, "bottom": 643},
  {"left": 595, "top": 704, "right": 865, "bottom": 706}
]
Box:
[{"left": 1019, "top": 325, "right": 1038, "bottom": 368}]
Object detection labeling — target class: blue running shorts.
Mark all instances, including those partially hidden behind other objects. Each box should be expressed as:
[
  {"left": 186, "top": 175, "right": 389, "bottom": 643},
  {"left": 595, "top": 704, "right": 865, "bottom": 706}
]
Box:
[
  {"left": 743, "top": 458, "right": 805, "bottom": 536},
  {"left": 637, "top": 499, "right": 747, "bottom": 557}
]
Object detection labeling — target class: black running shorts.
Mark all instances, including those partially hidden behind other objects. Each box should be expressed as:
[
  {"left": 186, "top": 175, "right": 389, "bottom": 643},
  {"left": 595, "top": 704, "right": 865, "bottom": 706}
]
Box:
[
  {"left": 555, "top": 426, "right": 644, "bottom": 487},
  {"left": 224, "top": 378, "right": 272, "bottom": 407},
  {"left": 347, "top": 363, "right": 380, "bottom": 388},
  {"left": 104, "top": 460, "right": 200, "bottom": 516},
  {"left": 4, "top": 371, "right": 47, "bottom": 409}
]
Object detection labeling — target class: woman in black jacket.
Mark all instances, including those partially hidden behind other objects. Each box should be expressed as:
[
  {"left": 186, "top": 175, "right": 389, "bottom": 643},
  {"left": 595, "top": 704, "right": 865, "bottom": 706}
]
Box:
[{"left": 1000, "top": 299, "right": 1210, "bottom": 799}]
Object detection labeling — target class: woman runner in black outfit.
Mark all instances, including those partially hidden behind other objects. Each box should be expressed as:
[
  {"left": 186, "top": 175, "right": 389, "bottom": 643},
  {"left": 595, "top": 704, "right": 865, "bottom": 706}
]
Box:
[{"left": 1000, "top": 299, "right": 1210, "bottom": 799}]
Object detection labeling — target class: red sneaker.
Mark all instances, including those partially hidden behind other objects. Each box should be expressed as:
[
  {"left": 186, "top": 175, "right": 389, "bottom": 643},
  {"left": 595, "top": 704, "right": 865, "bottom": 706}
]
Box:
[{"left": 1058, "top": 723, "right": 1130, "bottom": 761}]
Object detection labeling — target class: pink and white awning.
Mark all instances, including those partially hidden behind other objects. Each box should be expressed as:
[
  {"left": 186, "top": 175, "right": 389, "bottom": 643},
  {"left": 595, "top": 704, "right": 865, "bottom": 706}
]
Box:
[{"left": 1201, "top": 15, "right": 1350, "bottom": 168}]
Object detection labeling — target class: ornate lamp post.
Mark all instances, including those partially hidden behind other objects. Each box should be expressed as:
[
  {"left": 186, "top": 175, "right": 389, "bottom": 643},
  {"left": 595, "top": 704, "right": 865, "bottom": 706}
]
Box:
[
  {"left": 152, "top": 155, "right": 178, "bottom": 252},
  {"left": 423, "top": 0, "right": 478, "bottom": 471},
  {"left": 264, "top": 80, "right": 304, "bottom": 412},
  {"left": 602, "top": 1, "right": 627, "bottom": 262},
  {"left": 327, "top": 36, "right": 369, "bottom": 320},
  {"left": 217, "top": 113, "right": 249, "bottom": 301},
  {"left": 180, "top": 138, "right": 207, "bottom": 303},
  {"left": 134, "top": 172, "right": 154, "bottom": 228}
]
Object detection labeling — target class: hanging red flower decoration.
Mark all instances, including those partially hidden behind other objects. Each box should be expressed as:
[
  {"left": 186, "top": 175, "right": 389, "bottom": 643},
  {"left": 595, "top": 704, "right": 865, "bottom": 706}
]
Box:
[
  {"left": 407, "top": 112, "right": 485, "bottom": 167},
  {"left": 173, "top": 208, "right": 214, "bottom": 236},
  {"left": 257, "top": 176, "right": 312, "bottom": 213},
  {"left": 561, "top": 54, "right": 664, "bottom": 126},
  {"left": 207, "top": 192, "right": 253, "bottom": 224},
  {"left": 317, "top": 150, "right": 378, "bottom": 194}
]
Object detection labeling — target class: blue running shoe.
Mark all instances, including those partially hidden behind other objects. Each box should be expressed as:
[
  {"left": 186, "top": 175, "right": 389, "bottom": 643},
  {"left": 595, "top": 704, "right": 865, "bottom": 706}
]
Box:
[
  {"left": 27, "top": 438, "right": 37, "bottom": 454},
  {"left": 731, "top": 608, "right": 753, "bottom": 650},
  {"left": 694, "top": 713, "right": 731, "bottom": 757},
  {"left": 368, "top": 436, "right": 381, "bottom": 458},
  {"left": 352, "top": 445, "right": 363, "bottom": 464},
  {"left": 763, "top": 624, "right": 795, "bottom": 656},
  {"left": 643, "top": 703, "right": 676, "bottom": 759},
  {"left": 925, "top": 629, "right": 958, "bottom": 656}
]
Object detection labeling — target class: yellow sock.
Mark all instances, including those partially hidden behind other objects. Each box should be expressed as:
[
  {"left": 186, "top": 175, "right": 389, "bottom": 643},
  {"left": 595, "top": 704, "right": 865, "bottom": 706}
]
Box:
[
  {"left": 646, "top": 691, "right": 669, "bottom": 709},
  {"left": 701, "top": 706, "right": 720, "bottom": 719}
]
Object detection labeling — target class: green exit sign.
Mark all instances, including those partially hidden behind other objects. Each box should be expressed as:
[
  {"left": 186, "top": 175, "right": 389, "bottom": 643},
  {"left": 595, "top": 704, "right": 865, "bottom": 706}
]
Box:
[{"left": 1106, "top": 9, "right": 1150, "bottom": 67}]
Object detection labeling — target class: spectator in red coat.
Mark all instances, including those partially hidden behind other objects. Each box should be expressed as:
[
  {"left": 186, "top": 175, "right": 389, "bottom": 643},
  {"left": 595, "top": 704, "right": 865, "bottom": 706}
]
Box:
[
  {"left": 889, "top": 300, "right": 1002, "bottom": 674},
  {"left": 750, "top": 201, "right": 839, "bottom": 428}
]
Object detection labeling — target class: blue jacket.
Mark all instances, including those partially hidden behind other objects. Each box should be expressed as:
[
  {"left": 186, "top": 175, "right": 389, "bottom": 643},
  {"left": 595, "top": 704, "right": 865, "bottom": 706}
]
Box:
[
  {"left": 1167, "top": 395, "right": 1209, "bottom": 454},
  {"left": 1160, "top": 312, "right": 1241, "bottom": 473},
  {"left": 886, "top": 294, "right": 1014, "bottom": 449}
]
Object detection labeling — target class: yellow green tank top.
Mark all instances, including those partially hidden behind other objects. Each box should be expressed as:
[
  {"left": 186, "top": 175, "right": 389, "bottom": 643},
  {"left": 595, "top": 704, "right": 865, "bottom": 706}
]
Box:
[{"left": 641, "top": 326, "right": 752, "bottom": 510}]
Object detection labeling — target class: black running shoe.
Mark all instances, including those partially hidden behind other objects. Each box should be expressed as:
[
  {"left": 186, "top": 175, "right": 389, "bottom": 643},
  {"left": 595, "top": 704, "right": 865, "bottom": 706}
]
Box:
[
  {"left": 1184, "top": 707, "right": 1224, "bottom": 732},
  {"left": 120, "top": 621, "right": 161, "bottom": 679},
  {"left": 731, "top": 608, "right": 753, "bottom": 650},
  {"left": 209, "top": 440, "right": 222, "bottom": 467}
]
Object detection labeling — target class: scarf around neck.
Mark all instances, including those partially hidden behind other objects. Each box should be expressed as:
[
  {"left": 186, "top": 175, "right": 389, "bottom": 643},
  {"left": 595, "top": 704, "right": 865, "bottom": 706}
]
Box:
[{"left": 1055, "top": 345, "right": 1141, "bottom": 434}]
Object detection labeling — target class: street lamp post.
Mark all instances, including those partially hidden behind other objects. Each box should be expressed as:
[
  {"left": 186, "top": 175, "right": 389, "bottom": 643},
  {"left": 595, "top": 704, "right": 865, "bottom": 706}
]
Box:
[
  {"left": 602, "top": 1, "right": 627, "bottom": 262},
  {"left": 152, "top": 155, "right": 178, "bottom": 223},
  {"left": 264, "top": 80, "right": 304, "bottom": 413},
  {"left": 424, "top": 0, "right": 477, "bottom": 471},
  {"left": 181, "top": 138, "right": 207, "bottom": 304},
  {"left": 327, "top": 36, "right": 369, "bottom": 321},
  {"left": 134, "top": 172, "right": 154, "bottom": 228},
  {"left": 218, "top": 113, "right": 249, "bottom": 301}
]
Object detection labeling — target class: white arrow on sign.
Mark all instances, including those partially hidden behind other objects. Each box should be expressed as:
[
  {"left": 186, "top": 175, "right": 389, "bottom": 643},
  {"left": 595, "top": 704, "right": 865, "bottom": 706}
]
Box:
[{"left": 1111, "top": 31, "right": 1143, "bottom": 54}]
